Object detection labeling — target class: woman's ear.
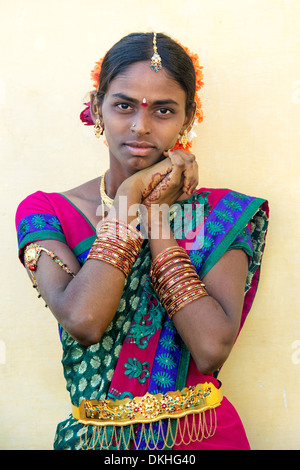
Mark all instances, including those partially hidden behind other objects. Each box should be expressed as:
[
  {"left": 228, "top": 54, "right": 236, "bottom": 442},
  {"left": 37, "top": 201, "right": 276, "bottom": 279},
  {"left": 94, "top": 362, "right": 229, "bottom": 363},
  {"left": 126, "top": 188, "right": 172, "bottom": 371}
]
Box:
[
  {"left": 180, "top": 102, "right": 197, "bottom": 136},
  {"left": 90, "top": 90, "right": 102, "bottom": 124}
]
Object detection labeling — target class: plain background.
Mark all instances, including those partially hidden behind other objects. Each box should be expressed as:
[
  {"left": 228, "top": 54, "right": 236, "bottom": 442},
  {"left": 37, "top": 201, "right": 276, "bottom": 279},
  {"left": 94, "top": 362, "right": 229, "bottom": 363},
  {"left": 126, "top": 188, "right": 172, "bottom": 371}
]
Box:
[{"left": 1, "top": 0, "right": 299, "bottom": 449}]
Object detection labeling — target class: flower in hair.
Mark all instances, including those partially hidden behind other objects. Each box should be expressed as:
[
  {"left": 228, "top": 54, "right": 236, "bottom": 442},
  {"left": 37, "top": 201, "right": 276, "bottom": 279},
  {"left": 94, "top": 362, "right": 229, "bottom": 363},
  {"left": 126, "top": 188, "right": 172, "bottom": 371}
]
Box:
[
  {"left": 172, "top": 42, "right": 204, "bottom": 151},
  {"left": 79, "top": 57, "right": 105, "bottom": 125},
  {"left": 91, "top": 57, "right": 104, "bottom": 90}
]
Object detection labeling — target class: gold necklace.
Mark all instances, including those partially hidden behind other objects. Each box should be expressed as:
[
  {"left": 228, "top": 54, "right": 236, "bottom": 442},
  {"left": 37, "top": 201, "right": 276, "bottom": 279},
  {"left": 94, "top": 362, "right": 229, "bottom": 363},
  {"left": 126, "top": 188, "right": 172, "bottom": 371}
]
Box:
[{"left": 100, "top": 169, "right": 114, "bottom": 207}]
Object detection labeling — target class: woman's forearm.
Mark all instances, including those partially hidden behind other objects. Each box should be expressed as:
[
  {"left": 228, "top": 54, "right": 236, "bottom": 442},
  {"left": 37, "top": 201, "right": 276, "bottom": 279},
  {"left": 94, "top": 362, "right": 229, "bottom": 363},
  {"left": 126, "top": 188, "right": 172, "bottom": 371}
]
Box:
[
  {"left": 50, "top": 258, "right": 127, "bottom": 345},
  {"left": 38, "top": 192, "right": 142, "bottom": 345},
  {"left": 147, "top": 213, "right": 242, "bottom": 374}
]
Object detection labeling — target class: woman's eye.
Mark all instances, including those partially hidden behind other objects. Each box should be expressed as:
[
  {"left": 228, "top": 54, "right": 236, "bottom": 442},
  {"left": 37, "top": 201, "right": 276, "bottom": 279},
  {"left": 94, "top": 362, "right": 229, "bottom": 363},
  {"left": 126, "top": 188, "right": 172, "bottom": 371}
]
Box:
[
  {"left": 117, "top": 103, "right": 132, "bottom": 111},
  {"left": 157, "top": 108, "right": 172, "bottom": 115}
]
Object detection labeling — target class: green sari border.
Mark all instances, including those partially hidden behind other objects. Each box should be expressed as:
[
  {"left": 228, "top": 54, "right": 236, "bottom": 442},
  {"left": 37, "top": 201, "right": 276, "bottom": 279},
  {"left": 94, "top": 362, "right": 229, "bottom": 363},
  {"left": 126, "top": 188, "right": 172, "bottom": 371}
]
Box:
[
  {"left": 199, "top": 197, "right": 266, "bottom": 279},
  {"left": 227, "top": 240, "right": 253, "bottom": 257},
  {"left": 19, "top": 230, "right": 67, "bottom": 251},
  {"left": 18, "top": 229, "right": 96, "bottom": 261},
  {"left": 72, "top": 236, "right": 97, "bottom": 258}
]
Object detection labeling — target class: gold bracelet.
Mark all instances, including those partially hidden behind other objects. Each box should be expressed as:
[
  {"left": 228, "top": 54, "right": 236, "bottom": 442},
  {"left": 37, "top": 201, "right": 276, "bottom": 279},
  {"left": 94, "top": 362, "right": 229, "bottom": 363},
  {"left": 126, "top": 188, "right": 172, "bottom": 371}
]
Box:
[
  {"left": 87, "top": 219, "right": 143, "bottom": 277},
  {"left": 168, "top": 289, "right": 208, "bottom": 320},
  {"left": 156, "top": 268, "right": 199, "bottom": 298},
  {"left": 150, "top": 246, "right": 208, "bottom": 320}
]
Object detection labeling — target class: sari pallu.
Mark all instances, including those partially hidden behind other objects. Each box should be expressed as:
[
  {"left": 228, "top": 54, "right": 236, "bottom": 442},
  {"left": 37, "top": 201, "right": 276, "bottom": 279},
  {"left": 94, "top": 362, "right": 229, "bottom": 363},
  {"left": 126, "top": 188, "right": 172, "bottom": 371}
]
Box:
[{"left": 15, "top": 187, "right": 269, "bottom": 450}]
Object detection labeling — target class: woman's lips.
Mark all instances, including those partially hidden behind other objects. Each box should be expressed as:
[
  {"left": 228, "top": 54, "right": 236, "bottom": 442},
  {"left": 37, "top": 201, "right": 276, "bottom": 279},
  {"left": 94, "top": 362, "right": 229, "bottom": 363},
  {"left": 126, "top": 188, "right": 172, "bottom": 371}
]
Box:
[{"left": 124, "top": 141, "right": 155, "bottom": 156}]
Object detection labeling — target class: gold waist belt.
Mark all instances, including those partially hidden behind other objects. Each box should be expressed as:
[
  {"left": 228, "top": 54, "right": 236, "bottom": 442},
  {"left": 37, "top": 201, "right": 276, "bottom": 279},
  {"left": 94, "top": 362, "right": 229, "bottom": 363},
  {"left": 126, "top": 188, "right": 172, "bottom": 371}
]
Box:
[
  {"left": 72, "top": 382, "right": 222, "bottom": 427},
  {"left": 72, "top": 383, "right": 222, "bottom": 449}
]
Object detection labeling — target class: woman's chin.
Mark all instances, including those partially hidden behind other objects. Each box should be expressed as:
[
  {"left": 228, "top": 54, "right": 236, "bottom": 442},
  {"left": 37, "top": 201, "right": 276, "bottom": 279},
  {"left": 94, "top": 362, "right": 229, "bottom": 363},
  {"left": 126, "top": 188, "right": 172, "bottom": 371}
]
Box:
[{"left": 126, "top": 155, "right": 164, "bottom": 172}]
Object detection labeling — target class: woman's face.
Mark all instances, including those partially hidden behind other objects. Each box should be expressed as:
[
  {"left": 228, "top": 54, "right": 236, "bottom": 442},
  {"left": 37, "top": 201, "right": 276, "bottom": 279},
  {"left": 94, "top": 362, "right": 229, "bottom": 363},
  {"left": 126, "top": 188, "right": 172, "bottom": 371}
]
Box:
[{"left": 98, "top": 61, "right": 191, "bottom": 173}]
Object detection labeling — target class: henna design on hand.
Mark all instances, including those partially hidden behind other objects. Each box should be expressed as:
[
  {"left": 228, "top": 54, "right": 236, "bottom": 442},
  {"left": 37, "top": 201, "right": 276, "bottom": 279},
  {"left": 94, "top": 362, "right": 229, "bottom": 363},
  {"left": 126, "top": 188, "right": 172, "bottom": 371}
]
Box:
[
  {"left": 142, "top": 172, "right": 173, "bottom": 207},
  {"left": 141, "top": 171, "right": 171, "bottom": 200}
]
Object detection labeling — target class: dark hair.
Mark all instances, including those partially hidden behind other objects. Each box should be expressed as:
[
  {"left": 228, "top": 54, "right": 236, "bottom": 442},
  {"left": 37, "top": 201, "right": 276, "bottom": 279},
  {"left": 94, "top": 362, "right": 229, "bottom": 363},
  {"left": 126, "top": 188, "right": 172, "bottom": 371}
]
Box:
[{"left": 96, "top": 33, "right": 196, "bottom": 113}]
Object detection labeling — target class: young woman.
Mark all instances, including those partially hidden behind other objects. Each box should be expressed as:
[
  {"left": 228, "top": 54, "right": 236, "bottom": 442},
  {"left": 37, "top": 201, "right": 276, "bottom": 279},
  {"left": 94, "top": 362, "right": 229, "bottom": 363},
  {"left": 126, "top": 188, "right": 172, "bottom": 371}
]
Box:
[{"left": 15, "top": 33, "right": 269, "bottom": 450}]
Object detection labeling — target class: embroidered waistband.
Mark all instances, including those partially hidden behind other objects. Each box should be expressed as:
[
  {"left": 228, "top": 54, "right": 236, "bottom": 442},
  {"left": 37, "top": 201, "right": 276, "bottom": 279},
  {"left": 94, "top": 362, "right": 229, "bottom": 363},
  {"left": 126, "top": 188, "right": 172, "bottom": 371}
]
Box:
[{"left": 72, "top": 382, "right": 222, "bottom": 427}]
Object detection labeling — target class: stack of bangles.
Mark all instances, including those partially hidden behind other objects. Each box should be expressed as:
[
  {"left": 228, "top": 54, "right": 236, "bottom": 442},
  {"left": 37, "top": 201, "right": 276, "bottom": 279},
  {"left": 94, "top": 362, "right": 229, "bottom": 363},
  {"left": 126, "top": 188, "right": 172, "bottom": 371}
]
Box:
[
  {"left": 87, "top": 219, "right": 144, "bottom": 277},
  {"left": 150, "top": 246, "right": 208, "bottom": 320}
]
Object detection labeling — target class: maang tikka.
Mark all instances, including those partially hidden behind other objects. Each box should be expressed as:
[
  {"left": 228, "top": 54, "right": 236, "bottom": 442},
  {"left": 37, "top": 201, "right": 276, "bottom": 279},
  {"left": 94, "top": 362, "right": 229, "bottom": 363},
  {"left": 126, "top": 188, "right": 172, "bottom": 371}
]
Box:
[{"left": 150, "top": 33, "right": 162, "bottom": 72}]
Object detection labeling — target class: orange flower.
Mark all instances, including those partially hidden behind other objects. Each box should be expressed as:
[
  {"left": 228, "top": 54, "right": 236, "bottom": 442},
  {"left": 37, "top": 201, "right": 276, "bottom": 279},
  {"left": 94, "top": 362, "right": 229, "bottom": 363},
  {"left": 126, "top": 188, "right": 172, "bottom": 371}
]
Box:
[
  {"left": 176, "top": 42, "right": 204, "bottom": 126},
  {"left": 91, "top": 57, "right": 104, "bottom": 89}
]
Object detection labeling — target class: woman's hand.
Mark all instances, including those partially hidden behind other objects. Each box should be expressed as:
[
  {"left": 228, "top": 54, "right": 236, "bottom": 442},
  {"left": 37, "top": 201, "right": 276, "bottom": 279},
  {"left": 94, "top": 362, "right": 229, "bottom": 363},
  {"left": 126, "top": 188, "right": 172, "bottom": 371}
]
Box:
[
  {"left": 141, "top": 149, "right": 198, "bottom": 208},
  {"left": 117, "top": 149, "right": 198, "bottom": 208}
]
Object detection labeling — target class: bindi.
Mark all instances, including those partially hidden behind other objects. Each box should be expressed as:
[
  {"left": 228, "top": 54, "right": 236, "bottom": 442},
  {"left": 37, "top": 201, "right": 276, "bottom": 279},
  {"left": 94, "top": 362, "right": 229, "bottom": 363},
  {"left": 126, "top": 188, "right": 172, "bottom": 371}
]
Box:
[{"left": 141, "top": 98, "right": 148, "bottom": 107}]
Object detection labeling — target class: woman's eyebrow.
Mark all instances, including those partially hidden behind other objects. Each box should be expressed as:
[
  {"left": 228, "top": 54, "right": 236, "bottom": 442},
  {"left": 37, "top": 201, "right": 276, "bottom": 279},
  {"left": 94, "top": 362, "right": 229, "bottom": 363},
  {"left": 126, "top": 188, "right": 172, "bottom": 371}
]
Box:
[
  {"left": 111, "top": 93, "right": 180, "bottom": 107},
  {"left": 111, "top": 93, "right": 138, "bottom": 104},
  {"left": 154, "top": 99, "right": 180, "bottom": 107}
]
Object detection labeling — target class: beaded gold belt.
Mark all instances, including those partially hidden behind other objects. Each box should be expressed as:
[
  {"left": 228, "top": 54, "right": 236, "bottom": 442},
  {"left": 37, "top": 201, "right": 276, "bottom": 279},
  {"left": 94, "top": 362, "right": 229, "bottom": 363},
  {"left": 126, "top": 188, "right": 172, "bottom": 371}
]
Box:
[
  {"left": 72, "top": 382, "right": 222, "bottom": 426},
  {"left": 72, "top": 383, "right": 222, "bottom": 449}
]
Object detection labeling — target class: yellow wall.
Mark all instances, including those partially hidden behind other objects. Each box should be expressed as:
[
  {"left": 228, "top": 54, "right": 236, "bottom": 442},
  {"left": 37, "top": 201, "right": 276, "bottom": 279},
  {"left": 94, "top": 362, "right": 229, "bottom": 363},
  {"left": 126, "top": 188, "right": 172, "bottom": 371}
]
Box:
[{"left": 1, "top": 0, "right": 299, "bottom": 450}]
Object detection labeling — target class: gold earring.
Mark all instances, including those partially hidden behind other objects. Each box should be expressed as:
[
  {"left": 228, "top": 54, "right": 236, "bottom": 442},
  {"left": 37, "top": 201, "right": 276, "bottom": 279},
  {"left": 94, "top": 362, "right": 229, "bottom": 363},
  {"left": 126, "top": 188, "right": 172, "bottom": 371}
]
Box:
[
  {"left": 94, "top": 118, "right": 104, "bottom": 138},
  {"left": 179, "top": 129, "right": 188, "bottom": 149}
]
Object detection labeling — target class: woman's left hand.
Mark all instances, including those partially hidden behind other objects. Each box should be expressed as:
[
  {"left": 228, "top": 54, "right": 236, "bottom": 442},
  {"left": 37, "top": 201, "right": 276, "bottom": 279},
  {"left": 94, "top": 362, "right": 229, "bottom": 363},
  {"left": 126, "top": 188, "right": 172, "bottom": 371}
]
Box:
[{"left": 142, "top": 149, "right": 198, "bottom": 208}]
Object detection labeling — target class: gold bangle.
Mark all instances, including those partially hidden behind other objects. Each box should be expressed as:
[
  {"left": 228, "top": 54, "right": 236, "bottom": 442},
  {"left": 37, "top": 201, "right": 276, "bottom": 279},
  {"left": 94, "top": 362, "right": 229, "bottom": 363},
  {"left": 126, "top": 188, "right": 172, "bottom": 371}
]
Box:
[
  {"left": 87, "top": 251, "right": 132, "bottom": 277},
  {"left": 168, "top": 290, "right": 208, "bottom": 320},
  {"left": 150, "top": 247, "right": 190, "bottom": 277},
  {"left": 156, "top": 269, "right": 199, "bottom": 298},
  {"left": 87, "top": 219, "right": 143, "bottom": 277},
  {"left": 149, "top": 245, "right": 208, "bottom": 320},
  {"left": 151, "top": 245, "right": 188, "bottom": 266},
  {"left": 160, "top": 278, "right": 202, "bottom": 301},
  {"left": 151, "top": 262, "right": 193, "bottom": 285}
]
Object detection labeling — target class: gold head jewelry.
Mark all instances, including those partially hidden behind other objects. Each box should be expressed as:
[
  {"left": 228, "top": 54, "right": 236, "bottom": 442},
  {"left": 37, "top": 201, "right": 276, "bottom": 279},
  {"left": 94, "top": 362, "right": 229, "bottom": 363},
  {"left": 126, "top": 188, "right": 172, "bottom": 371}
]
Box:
[{"left": 150, "top": 33, "right": 162, "bottom": 72}]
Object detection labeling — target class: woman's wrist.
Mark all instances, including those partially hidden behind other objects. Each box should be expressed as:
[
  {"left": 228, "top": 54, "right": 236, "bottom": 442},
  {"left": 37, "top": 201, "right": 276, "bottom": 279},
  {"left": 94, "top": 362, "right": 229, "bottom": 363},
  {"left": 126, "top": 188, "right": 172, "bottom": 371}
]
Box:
[
  {"left": 146, "top": 207, "right": 177, "bottom": 259},
  {"left": 109, "top": 186, "right": 141, "bottom": 227},
  {"left": 116, "top": 180, "right": 142, "bottom": 203}
]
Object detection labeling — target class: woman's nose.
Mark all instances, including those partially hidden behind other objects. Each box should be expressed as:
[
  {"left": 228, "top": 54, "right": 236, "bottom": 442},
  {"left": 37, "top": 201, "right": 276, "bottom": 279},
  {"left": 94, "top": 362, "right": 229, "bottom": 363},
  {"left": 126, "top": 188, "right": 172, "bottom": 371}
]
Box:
[{"left": 131, "top": 111, "right": 151, "bottom": 135}]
